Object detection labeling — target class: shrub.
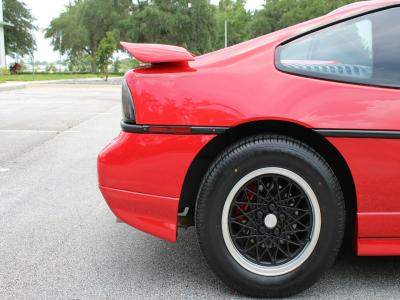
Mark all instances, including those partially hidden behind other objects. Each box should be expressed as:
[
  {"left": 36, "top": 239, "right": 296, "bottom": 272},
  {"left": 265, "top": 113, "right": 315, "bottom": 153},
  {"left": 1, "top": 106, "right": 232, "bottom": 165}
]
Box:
[
  {"left": 9, "top": 63, "right": 22, "bottom": 74},
  {"left": 1, "top": 66, "right": 11, "bottom": 76}
]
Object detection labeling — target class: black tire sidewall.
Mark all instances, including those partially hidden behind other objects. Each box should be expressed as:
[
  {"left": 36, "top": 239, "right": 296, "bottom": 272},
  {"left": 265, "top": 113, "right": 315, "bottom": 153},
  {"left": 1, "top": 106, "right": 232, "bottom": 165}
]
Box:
[{"left": 196, "top": 137, "right": 345, "bottom": 297}]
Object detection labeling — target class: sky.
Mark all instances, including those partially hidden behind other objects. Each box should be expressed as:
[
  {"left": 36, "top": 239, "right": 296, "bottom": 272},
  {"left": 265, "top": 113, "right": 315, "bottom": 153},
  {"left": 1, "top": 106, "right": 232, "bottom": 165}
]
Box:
[{"left": 12, "top": 0, "right": 265, "bottom": 63}]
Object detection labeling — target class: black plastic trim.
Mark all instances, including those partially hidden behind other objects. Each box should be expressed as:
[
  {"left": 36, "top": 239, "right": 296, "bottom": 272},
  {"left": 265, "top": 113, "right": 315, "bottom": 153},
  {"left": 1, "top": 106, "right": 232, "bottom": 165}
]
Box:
[
  {"left": 121, "top": 122, "right": 148, "bottom": 133},
  {"left": 190, "top": 126, "right": 229, "bottom": 134},
  {"left": 315, "top": 129, "right": 400, "bottom": 139},
  {"left": 122, "top": 121, "right": 400, "bottom": 139},
  {"left": 121, "top": 120, "right": 229, "bottom": 135}
]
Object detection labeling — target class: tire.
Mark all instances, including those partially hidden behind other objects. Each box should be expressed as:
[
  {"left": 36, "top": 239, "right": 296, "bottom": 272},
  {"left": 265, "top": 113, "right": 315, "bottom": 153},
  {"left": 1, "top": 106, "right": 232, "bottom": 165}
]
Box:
[{"left": 195, "top": 135, "right": 345, "bottom": 298}]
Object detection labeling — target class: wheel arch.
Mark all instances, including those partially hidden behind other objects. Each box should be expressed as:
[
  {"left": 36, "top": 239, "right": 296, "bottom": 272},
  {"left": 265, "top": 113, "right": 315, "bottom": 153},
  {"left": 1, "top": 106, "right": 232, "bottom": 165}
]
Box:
[{"left": 179, "top": 120, "right": 357, "bottom": 246}]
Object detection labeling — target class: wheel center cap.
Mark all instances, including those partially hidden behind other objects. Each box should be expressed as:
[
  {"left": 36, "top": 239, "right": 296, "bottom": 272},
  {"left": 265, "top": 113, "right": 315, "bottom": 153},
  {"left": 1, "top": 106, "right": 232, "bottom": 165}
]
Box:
[{"left": 264, "top": 213, "right": 278, "bottom": 229}]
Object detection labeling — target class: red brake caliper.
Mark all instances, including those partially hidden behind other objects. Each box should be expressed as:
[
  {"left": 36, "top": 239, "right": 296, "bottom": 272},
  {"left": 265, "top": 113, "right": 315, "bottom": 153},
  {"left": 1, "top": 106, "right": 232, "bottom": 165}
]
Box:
[{"left": 235, "top": 182, "right": 258, "bottom": 222}]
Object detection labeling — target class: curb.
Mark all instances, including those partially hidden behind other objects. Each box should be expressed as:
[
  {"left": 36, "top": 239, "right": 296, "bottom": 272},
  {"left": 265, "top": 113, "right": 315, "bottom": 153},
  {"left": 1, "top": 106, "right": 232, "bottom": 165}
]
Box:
[
  {"left": 29, "top": 77, "right": 123, "bottom": 85},
  {"left": 0, "top": 77, "right": 123, "bottom": 91},
  {"left": 0, "top": 82, "right": 27, "bottom": 92}
]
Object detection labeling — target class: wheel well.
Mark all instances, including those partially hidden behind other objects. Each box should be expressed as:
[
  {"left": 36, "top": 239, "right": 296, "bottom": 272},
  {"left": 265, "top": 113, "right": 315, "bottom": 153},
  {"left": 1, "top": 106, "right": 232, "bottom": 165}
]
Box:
[{"left": 179, "top": 120, "right": 357, "bottom": 244}]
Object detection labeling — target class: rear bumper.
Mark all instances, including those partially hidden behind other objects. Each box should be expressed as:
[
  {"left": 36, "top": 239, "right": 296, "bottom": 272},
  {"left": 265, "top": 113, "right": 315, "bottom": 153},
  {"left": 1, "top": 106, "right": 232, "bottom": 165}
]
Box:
[
  {"left": 99, "top": 186, "right": 179, "bottom": 241},
  {"left": 97, "top": 131, "right": 215, "bottom": 242}
]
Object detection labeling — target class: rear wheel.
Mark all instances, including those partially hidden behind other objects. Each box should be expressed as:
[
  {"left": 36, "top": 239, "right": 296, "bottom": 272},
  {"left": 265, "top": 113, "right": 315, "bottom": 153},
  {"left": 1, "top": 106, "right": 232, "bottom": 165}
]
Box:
[{"left": 195, "top": 135, "right": 345, "bottom": 298}]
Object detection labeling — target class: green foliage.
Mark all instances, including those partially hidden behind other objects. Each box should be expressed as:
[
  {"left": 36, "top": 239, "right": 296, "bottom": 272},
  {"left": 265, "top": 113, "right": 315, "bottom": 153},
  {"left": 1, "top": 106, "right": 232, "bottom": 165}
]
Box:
[
  {"left": 248, "top": 0, "right": 358, "bottom": 38},
  {"left": 113, "top": 58, "right": 121, "bottom": 73},
  {"left": 119, "top": 58, "right": 140, "bottom": 73},
  {"left": 97, "top": 32, "right": 117, "bottom": 80},
  {"left": 216, "top": 0, "right": 251, "bottom": 48},
  {"left": 1, "top": 67, "right": 11, "bottom": 76},
  {"left": 45, "top": 0, "right": 131, "bottom": 72},
  {"left": 46, "top": 64, "right": 57, "bottom": 73},
  {"left": 45, "top": 0, "right": 361, "bottom": 69},
  {"left": 67, "top": 54, "right": 92, "bottom": 73},
  {"left": 126, "top": 0, "right": 217, "bottom": 55},
  {"left": 45, "top": 3, "right": 86, "bottom": 58},
  {"left": 4, "top": 0, "right": 36, "bottom": 57}
]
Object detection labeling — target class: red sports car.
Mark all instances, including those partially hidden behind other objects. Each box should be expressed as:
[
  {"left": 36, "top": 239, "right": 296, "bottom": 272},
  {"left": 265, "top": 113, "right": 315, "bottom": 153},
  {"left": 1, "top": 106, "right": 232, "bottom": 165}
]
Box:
[{"left": 98, "top": 0, "right": 400, "bottom": 297}]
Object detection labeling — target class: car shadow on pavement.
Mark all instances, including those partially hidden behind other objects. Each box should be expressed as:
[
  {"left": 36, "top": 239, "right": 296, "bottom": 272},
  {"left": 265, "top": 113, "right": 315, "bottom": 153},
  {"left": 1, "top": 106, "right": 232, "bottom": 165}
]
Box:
[
  {"left": 106, "top": 225, "right": 400, "bottom": 299},
  {"left": 154, "top": 228, "right": 400, "bottom": 298}
]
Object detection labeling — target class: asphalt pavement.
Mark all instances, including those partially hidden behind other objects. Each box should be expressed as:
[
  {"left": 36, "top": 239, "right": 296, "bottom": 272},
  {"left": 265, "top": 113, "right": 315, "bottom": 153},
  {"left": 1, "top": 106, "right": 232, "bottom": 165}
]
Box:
[{"left": 1, "top": 84, "right": 400, "bottom": 299}]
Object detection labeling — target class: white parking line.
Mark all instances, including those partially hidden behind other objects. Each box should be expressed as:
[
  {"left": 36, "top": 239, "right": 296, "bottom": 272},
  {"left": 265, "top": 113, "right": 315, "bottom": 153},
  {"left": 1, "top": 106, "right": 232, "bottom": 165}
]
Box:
[{"left": 0, "top": 129, "right": 80, "bottom": 133}]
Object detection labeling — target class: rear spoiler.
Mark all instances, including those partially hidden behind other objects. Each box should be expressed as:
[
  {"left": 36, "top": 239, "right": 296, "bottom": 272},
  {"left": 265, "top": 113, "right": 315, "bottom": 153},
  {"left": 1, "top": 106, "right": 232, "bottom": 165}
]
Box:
[{"left": 120, "top": 42, "right": 195, "bottom": 64}]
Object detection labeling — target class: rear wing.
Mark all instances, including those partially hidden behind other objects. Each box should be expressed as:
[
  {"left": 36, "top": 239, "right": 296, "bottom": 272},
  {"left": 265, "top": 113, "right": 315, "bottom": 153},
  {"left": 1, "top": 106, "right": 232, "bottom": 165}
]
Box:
[{"left": 120, "top": 42, "right": 195, "bottom": 64}]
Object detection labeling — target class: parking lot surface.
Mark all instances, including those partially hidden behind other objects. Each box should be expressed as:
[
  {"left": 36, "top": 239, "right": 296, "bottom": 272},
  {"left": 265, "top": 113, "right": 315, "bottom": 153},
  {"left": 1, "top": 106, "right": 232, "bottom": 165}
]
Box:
[{"left": 1, "top": 85, "right": 400, "bottom": 299}]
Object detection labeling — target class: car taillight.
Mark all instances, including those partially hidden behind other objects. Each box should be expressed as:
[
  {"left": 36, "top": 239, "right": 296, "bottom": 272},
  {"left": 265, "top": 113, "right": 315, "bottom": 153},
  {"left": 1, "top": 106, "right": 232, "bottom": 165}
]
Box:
[{"left": 121, "top": 79, "right": 136, "bottom": 123}]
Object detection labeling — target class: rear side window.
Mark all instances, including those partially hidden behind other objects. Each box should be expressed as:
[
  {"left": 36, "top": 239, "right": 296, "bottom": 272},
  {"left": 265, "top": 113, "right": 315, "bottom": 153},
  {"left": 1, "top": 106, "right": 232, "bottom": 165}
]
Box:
[{"left": 276, "top": 7, "right": 400, "bottom": 88}]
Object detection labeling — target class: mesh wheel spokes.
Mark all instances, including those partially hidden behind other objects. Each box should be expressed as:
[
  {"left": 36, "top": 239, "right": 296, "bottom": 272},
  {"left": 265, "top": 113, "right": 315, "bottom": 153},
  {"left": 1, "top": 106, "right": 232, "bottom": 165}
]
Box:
[{"left": 228, "top": 174, "right": 313, "bottom": 266}]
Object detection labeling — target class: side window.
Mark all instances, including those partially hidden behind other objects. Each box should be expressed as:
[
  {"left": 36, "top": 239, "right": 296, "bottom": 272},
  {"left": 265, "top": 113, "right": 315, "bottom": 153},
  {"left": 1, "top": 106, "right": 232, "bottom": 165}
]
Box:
[{"left": 276, "top": 7, "right": 400, "bottom": 88}]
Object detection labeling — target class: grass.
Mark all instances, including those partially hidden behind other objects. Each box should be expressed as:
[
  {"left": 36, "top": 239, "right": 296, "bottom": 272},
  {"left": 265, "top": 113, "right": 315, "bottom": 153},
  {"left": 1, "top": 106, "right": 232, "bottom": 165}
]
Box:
[{"left": 0, "top": 73, "right": 121, "bottom": 82}]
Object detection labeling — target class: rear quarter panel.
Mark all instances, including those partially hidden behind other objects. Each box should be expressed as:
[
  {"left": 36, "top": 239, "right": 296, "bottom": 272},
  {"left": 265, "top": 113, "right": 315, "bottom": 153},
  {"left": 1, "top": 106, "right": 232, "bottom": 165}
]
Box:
[{"left": 124, "top": 7, "right": 400, "bottom": 242}]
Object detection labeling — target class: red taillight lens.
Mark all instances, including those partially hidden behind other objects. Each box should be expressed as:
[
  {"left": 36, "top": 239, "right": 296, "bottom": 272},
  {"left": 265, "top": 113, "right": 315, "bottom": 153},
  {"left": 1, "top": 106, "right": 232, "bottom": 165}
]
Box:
[
  {"left": 122, "top": 79, "right": 136, "bottom": 123},
  {"left": 147, "top": 126, "right": 192, "bottom": 134}
]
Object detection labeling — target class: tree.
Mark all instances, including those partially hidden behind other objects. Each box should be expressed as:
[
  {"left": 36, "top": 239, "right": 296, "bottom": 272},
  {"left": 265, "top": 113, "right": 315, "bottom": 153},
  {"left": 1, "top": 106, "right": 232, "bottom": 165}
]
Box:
[
  {"left": 248, "top": 0, "right": 359, "bottom": 39},
  {"left": 126, "top": 0, "right": 217, "bottom": 55},
  {"left": 4, "top": 0, "right": 36, "bottom": 57},
  {"left": 45, "top": 0, "right": 131, "bottom": 72},
  {"left": 113, "top": 57, "right": 121, "bottom": 73},
  {"left": 46, "top": 63, "right": 57, "bottom": 73},
  {"left": 66, "top": 53, "right": 92, "bottom": 72},
  {"left": 97, "top": 32, "right": 117, "bottom": 80},
  {"left": 44, "top": 0, "right": 362, "bottom": 69},
  {"left": 118, "top": 57, "right": 140, "bottom": 73},
  {"left": 216, "top": 0, "right": 251, "bottom": 49}
]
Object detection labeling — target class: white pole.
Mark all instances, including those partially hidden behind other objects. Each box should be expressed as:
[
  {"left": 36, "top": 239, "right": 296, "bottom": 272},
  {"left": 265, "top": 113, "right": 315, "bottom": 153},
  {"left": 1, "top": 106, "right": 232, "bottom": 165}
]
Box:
[
  {"left": 224, "top": 19, "right": 228, "bottom": 48},
  {"left": 0, "top": 0, "right": 6, "bottom": 68},
  {"left": 31, "top": 30, "right": 35, "bottom": 79},
  {"left": 32, "top": 52, "right": 35, "bottom": 79},
  {"left": 59, "top": 32, "right": 62, "bottom": 72}
]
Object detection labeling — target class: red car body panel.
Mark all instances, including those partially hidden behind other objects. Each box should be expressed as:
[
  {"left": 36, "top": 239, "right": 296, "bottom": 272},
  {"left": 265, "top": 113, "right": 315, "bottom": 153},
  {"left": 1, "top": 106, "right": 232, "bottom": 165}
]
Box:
[
  {"left": 100, "top": 186, "right": 179, "bottom": 241},
  {"left": 98, "top": 0, "right": 400, "bottom": 253},
  {"left": 357, "top": 239, "right": 400, "bottom": 256},
  {"left": 328, "top": 138, "right": 400, "bottom": 239},
  {"left": 98, "top": 132, "right": 214, "bottom": 241}
]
